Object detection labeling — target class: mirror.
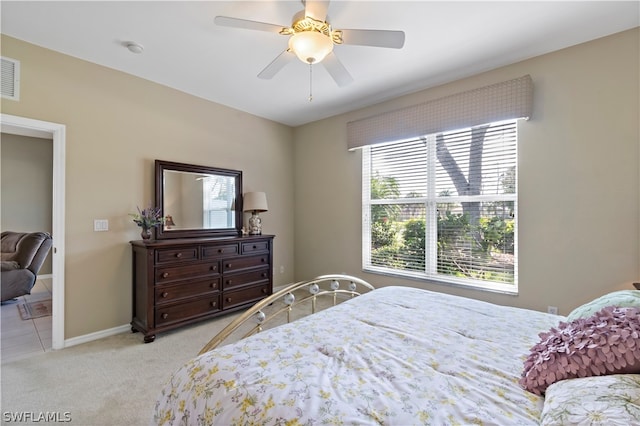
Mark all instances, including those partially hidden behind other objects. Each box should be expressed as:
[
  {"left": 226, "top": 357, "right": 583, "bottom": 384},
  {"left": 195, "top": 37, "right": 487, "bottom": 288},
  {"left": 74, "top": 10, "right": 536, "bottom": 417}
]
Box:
[{"left": 155, "top": 160, "right": 243, "bottom": 239}]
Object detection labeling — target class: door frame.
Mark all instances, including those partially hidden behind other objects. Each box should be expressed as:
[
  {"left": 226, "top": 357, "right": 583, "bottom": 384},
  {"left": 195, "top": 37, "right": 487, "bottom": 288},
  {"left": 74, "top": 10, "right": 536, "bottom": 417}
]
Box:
[{"left": 1, "top": 113, "right": 66, "bottom": 349}]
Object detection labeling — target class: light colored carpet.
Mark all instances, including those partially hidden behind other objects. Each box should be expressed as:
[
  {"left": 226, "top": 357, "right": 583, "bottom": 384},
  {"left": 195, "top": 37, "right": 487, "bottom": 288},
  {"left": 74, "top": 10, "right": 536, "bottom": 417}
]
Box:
[
  {"left": 1, "top": 311, "right": 240, "bottom": 426},
  {"left": 0, "top": 290, "right": 338, "bottom": 425}
]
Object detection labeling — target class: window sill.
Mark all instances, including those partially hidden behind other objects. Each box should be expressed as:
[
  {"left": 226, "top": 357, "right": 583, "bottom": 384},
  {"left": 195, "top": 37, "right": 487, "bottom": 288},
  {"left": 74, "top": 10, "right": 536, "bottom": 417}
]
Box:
[{"left": 363, "top": 266, "right": 519, "bottom": 296}]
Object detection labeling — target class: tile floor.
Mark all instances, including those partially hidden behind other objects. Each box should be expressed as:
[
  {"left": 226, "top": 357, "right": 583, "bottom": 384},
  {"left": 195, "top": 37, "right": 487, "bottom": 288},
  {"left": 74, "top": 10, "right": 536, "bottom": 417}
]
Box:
[{"left": 1, "top": 278, "right": 52, "bottom": 363}]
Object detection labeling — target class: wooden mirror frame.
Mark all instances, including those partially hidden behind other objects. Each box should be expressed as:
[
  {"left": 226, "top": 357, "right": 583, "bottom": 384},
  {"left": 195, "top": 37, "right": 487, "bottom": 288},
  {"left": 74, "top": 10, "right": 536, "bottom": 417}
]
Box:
[{"left": 155, "top": 160, "right": 243, "bottom": 239}]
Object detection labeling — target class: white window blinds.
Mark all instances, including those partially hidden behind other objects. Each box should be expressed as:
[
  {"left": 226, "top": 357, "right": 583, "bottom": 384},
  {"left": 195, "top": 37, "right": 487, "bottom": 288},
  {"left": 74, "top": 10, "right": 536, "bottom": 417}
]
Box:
[{"left": 363, "top": 119, "right": 518, "bottom": 293}]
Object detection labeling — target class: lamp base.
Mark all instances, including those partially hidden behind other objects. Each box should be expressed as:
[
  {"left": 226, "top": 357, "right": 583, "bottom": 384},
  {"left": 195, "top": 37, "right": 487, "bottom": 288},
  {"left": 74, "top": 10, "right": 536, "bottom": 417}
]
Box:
[{"left": 248, "top": 212, "right": 262, "bottom": 235}]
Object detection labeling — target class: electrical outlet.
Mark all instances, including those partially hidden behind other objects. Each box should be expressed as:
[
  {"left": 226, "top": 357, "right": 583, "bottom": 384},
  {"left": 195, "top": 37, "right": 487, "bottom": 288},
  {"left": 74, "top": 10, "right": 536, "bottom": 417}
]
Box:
[{"left": 547, "top": 306, "right": 558, "bottom": 315}]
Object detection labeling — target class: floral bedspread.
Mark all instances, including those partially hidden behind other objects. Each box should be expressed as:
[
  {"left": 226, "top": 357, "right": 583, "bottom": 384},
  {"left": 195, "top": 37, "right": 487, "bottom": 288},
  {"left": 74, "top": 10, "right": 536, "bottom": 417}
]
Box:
[{"left": 152, "top": 286, "right": 562, "bottom": 425}]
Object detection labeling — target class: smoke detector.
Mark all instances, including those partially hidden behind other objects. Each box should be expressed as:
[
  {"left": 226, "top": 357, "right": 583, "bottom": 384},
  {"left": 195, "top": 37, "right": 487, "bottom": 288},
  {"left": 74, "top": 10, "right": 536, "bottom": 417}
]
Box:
[{"left": 125, "top": 42, "right": 144, "bottom": 54}]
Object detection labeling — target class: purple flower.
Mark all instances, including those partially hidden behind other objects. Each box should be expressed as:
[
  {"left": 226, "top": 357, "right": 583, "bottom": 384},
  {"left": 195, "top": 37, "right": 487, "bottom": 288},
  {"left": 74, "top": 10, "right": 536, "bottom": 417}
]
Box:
[{"left": 130, "top": 205, "right": 164, "bottom": 229}]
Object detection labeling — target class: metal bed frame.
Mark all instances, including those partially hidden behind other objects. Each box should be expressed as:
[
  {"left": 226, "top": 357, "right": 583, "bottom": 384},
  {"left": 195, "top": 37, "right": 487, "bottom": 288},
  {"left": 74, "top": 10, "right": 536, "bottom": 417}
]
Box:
[{"left": 198, "top": 274, "right": 375, "bottom": 355}]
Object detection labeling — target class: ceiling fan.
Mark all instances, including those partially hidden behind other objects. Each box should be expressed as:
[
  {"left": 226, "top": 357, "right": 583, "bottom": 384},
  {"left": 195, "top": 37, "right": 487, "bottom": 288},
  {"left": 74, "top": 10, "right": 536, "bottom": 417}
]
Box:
[{"left": 214, "top": 0, "right": 405, "bottom": 88}]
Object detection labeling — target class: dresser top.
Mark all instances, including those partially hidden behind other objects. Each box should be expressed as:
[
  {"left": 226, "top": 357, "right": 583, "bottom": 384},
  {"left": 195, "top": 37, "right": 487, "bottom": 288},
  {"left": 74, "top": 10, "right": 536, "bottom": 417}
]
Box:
[{"left": 130, "top": 234, "right": 274, "bottom": 248}]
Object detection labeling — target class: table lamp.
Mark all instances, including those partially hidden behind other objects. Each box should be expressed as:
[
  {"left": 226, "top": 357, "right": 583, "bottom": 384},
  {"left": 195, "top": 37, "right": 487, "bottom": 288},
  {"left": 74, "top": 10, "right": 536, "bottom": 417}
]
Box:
[{"left": 243, "top": 192, "right": 268, "bottom": 235}]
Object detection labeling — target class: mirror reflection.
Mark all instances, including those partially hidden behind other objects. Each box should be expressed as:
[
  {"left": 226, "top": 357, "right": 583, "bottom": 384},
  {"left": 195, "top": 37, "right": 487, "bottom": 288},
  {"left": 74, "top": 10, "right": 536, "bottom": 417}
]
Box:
[{"left": 163, "top": 170, "right": 236, "bottom": 231}]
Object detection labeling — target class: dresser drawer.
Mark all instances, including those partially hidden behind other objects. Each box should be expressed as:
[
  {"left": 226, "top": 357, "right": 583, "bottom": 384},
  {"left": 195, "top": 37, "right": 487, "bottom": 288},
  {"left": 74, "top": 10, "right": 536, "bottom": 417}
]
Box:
[
  {"left": 155, "top": 279, "right": 220, "bottom": 305},
  {"left": 156, "top": 247, "right": 198, "bottom": 264},
  {"left": 222, "top": 269, "right": 269, "bottom": 290},
  {"left": 202, "top": 243, "right": 239, "bottom": 259},
  {"left": 222, "top": 255, "right": 269, "bottom": 273},
  {"left": 222, "top": 284, "right": 270, "bottom": 310},
  {"left": 155, "top": 295, "right": 221, "bottom": 326},
  {"left": 241, "top": 240, "right": 270, "bottom": 254},
  {"left": 156, "top": 262, "right": 219, "bottom": 284}
]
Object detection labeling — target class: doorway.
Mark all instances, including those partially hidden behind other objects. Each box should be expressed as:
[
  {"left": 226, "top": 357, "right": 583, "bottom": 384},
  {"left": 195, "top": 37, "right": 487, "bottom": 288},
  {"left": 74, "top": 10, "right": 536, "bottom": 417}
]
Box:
[{"left": 1, "top": 114, "right": 65, "bottom": 349}]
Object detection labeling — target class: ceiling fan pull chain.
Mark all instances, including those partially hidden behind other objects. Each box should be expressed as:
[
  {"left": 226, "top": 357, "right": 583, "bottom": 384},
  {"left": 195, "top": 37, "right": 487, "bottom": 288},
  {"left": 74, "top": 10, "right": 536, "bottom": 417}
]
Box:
[{"left": 308, "top": 63, "right": 313, "bottom": 102}]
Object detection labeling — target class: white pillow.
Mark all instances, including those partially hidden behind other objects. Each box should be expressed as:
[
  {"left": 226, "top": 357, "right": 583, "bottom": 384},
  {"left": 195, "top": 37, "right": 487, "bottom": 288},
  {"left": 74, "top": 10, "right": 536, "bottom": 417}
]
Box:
[
  {"left": 566, "top": 290, "right": 640, "bottom": 321},
  {"left": 540, "top": 374, "right": 640, "bottom": 425}
]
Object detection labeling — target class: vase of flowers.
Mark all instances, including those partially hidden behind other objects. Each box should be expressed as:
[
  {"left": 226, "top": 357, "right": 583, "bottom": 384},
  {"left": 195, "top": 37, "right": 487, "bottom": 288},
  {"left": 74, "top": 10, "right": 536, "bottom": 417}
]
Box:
[{"left": 130, "top": 205, "right": 164, "bottom": 240}]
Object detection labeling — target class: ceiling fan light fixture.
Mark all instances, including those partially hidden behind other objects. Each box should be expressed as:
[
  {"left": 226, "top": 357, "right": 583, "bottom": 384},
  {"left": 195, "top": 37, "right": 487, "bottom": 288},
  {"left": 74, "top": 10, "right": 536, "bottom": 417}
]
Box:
[{"left": 288, "top": 31, "right": 333, "bottom": 64}]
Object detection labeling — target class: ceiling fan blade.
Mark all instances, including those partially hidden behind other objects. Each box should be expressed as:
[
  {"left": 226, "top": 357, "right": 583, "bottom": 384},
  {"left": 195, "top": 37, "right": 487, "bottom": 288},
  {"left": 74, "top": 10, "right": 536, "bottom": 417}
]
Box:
[
  {"left": 339, "top": 29, "right": 405, "bottom": 49},
  {"left": 214, "top": 16, "right": 286, "bottom": 34},
  {"left": 258, "top": 50, "right": 296, "bottom": 80},
  {"left": 321, "top": 51, "right": 353, "bottom": 87},
  {"left": 304, "top": 0, "right": 330, "bottom": 22}
]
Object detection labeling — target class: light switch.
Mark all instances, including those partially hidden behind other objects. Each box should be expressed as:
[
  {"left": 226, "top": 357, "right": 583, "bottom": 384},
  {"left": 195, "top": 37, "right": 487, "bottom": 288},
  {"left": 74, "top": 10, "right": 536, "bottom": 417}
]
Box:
[{"left": 94, "top": 219, "right": 109, "bottom": 231}]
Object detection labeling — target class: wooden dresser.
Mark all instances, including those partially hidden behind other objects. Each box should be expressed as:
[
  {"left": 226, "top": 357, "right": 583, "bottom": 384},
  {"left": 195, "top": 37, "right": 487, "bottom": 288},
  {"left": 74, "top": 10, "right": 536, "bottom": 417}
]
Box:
[{"left": 130, "top": 234, "right": 274, "bottom": 342}]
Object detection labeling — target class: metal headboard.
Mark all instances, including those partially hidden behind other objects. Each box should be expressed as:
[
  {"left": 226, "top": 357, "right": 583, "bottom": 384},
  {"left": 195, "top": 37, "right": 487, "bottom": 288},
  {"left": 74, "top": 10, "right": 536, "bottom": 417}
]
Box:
[{"left": 198, "top": 274, "right": 375, "bottom": 355}]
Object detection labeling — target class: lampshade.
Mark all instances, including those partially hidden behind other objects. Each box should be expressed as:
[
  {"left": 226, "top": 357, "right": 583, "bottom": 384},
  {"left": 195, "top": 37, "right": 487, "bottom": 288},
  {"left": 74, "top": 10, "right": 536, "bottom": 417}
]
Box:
[
  {"left": 243, "top": 192, "right": 268, "bottom": 212},
  {"left": 288, "top": 31, "right": 333, "bottom": 64}
]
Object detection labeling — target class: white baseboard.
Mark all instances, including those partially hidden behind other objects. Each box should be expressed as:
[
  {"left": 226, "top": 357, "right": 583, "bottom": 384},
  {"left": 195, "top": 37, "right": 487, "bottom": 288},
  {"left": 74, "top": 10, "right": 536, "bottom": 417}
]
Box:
[
  {"left": 60, "top": 281, "right": 351, "bottom": 349},
  {"left": 62, "top": 324, "right": 131, "bottom": 349},
  {"left": 61, "top": 284, "right": 288, "bottom": 349}
]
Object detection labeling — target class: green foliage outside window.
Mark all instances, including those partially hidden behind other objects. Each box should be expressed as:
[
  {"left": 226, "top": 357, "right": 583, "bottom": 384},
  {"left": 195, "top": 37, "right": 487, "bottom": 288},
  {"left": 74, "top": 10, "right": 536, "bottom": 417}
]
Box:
[
  {"left": 370, "top": 174, "right": 515, "bottom": 283},
  {"left": 372, "top": 211, "right": 514, "bottom": 282}
]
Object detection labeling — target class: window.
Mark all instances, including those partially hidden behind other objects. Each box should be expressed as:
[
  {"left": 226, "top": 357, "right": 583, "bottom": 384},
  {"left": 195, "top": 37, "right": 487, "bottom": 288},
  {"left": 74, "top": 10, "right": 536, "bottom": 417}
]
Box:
[
  {"left": 202, "top": 175, "right": 235, "bottom": 228},
  {"left": 362, "top": 119, "right": 518, "bottom": 293}
]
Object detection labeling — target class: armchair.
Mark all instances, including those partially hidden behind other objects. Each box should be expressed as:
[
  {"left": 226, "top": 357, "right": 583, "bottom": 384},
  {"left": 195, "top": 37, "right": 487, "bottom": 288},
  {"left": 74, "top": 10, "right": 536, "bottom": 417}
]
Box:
[{"left": 1, "top": 231, "right": 53, "bottom": 302}]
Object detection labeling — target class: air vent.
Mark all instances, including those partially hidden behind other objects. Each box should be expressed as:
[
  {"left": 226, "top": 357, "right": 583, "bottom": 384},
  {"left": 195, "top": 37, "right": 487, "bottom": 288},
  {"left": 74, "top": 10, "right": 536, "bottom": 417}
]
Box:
[{"left": 1, "top": 57, "right": 21, "bottom": 101}]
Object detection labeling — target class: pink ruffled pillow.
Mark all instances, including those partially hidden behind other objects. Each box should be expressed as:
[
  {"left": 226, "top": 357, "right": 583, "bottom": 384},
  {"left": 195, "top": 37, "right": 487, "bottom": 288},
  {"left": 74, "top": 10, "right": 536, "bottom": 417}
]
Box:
[{"left": 520, "top": 306, "right": 640, "bottom": 395}]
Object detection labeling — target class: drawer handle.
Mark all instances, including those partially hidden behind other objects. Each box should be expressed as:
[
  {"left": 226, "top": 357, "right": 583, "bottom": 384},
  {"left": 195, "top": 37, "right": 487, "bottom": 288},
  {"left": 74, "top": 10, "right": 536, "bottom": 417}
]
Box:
[
  {"left": 211, "top": 301, "right": 217, "bottom": 307},
  {"left": 210, "top": 265, "right": 217, "bottom": 271},
  {"left": 261, "top": 272, "right": 267, "bottom": 278},
  {"left": 226, "top": 263, "right": 232, "bottom": 268},
  {"left": 261, "top": 258, "right": 265, "bottom": 263},
  {"left": 261, "top": 288, "right": 268, "bottom": 294},
  {"left": 175, "top": 253, "right": 183, "bottom": 258},
  {"left": 161, "top": 313, "right": 169, "bottom": 319},
  {"left": 227, "top": 280, "right": 232, "bottom": 285},
  {"left": 218, "top": 249, "right": 223, "bottom": 253},
  {"left": 210, "top": 282, "right": 217, "bottom": 289},
  {"left": 253, "top": 245, "right": 257, "bottom": 249},
  {"left": 226, "top": 297, "right": 232, "bottom": 303},
  {"left": 161, "top": 292, "right": 169, "bottom": 298},
  {"left": 162, "top": 272, "right": 169, "bottom": 278}
]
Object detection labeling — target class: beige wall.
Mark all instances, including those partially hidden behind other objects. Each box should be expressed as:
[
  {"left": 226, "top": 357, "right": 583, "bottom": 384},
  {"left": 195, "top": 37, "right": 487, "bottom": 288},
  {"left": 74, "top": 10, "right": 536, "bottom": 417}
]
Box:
[
  {"left": 1, "top": 27, "right": 638, "bottom": 339},
  {"left": 1, "top": 35, "right": 295, "bottom": 339},
  {"left": 294, "top": 28, "right": 640, "bottom": 316},
  {"left": 1, "top": 133, "right": 53, "bottom": 274}
]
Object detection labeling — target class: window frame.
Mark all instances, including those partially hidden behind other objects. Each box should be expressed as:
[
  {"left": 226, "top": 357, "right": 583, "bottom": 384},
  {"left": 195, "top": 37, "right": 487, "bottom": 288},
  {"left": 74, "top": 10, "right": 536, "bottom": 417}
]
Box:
[{"left": 362, "top": 120, "right": 519, "bottom": 294}]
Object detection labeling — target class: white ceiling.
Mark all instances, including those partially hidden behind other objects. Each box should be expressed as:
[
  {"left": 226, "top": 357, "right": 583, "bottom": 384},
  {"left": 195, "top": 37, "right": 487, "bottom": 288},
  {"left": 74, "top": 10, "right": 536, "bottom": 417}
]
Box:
[{"left": 2, "top": 1, "right": 638, "bottom": 127}]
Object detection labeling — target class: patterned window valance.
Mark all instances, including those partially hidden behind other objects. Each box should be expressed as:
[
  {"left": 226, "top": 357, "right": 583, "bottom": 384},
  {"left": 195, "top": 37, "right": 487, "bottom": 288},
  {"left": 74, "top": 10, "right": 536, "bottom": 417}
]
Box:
[{"left": 347, "top": 75, "right": 533, "bottom": 150}]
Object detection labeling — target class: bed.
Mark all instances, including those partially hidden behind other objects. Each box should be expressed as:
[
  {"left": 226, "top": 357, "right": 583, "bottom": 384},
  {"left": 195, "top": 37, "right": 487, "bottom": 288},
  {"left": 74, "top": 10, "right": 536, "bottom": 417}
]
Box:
[{"left": 152, "top": 275, "right": 640, "bottom": 425}]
